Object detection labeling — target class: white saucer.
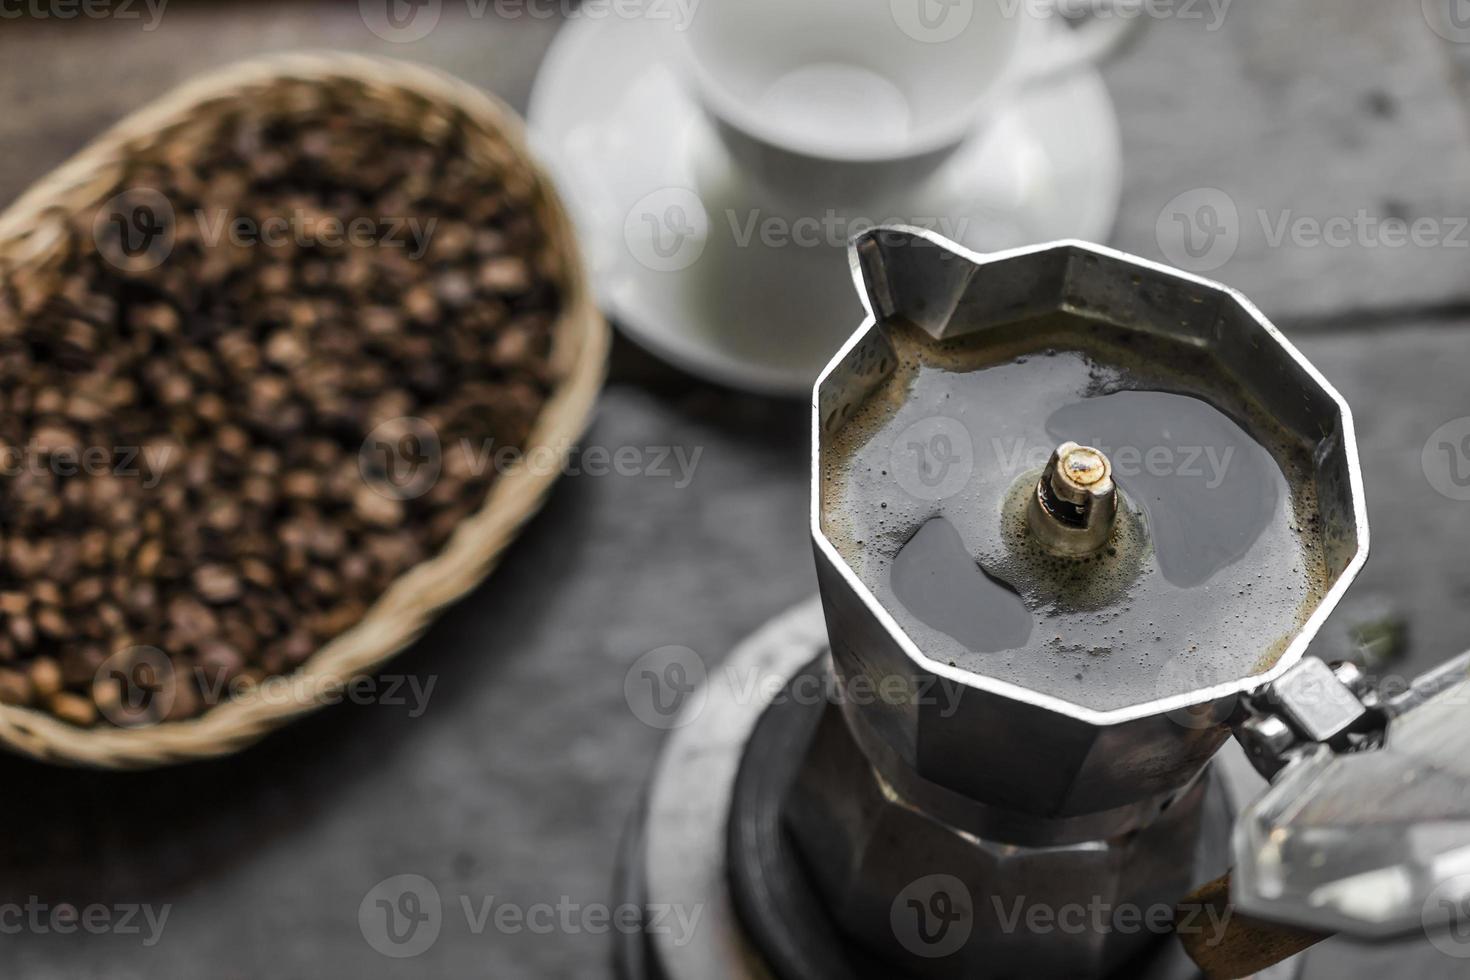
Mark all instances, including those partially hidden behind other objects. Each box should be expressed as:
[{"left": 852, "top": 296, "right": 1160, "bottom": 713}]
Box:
[{"left": 529, "top": 16, "right": 1123, "bottom": 397}]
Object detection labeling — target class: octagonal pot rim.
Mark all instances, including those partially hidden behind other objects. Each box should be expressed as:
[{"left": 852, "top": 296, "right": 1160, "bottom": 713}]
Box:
[{"left": 809, "top": 230, "right": 1371, "bottom": 729}]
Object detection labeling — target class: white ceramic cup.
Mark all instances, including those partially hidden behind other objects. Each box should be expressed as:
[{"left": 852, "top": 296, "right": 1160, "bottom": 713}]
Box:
[{"left": 679, "top": 0, "right": 1138, "bottom": 207}]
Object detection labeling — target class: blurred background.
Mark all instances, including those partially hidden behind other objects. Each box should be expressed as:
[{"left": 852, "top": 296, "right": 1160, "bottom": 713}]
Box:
[{"left": 2, "top": 0, "right": 1470, "bottom": 977}]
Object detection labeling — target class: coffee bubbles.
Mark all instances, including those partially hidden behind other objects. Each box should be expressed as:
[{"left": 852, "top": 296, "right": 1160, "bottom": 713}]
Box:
[{"left": 820, "top": 315, "right": 1331, "bottom": 712}]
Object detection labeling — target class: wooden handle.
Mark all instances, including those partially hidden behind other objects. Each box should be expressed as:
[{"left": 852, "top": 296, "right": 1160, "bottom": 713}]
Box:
[{"left": 1176, "top": 873, "right": 1331, "bottom": 979}]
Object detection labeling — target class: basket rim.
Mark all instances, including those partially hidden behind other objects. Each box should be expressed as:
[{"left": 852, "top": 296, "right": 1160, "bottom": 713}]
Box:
[{"left": 0, "top": 51, "right": 610, "bottom": 768}]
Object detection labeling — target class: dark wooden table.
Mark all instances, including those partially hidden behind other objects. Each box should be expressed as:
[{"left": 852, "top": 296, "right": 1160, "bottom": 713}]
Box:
[{"left": 1, "top": 2, "right": 1469, "bottom": 977}]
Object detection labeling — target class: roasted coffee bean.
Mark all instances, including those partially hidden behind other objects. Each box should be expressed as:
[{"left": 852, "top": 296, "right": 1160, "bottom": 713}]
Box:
[
  {"left": 28, "top": 657, "right": 62, "bottom": 698},
  {"left": 0, "top": 668, "right": 31, "bottom": 706},
  {"left": 49, "top": 692, "right": 97, "bottom": 728},
  {"left": 30, "top": 580, "right": 62, "bottom": 607},
  {"left": 196, "top": 641, "right": 245, "bottom": 687},
  {"left": 61, "top": 645, "right": 106, "bottom": 687},
  {"left": 353, "top": 486, "right": 404, "bottom": 528},
  {"left": 167, "top": 597, "right": 219, "bottom": 647},
  {"left": 0, "top": 91, "right": 562, "bottom": 728},
  {"left": 35, "top": 606, "right": 69, "bottom": 641},
  {"left": 8, "top": 616, "right": 36, "bottom": 650},
  {"left": 193, "top": 565, "right": 243, "bottom": 604},
  {"left": 163, "top": 674, "right": 202, "bottom": 723}
]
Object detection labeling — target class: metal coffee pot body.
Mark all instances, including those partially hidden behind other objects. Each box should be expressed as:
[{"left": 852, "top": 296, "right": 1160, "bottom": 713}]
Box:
[{"left": 789, "top": 228, "right": 1370, "bottom": 977}]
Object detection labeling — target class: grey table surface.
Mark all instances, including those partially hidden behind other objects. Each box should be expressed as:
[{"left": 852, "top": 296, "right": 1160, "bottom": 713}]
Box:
[{"left": 2, "top": 2, "right": 1470, "bottom": 978}]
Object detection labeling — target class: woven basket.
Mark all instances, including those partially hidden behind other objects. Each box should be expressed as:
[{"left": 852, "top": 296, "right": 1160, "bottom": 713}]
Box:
[{"left": 0, "top": 52, "right": 609, "bottom": 767}]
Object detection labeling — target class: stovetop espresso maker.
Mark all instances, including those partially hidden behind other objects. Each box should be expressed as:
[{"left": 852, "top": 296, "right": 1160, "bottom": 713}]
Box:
[{"left": 618, "top": 228, "right": 1470, "bottom": 980}]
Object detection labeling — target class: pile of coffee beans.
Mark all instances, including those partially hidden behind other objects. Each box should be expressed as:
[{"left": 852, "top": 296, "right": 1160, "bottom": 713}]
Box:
[{"left": 0, "top": 96, "right": 564, "bottom": 727}]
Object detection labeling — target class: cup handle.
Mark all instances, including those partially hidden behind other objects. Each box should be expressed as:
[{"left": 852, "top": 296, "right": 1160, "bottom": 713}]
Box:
[{"left": 1016, "top": 4, "right": 1141, "bottom": 87}]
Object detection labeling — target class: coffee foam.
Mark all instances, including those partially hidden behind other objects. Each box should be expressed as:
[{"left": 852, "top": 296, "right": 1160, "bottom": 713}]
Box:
[{"left": 819, "top": 314, "right": 1332, "bottom": 712}]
